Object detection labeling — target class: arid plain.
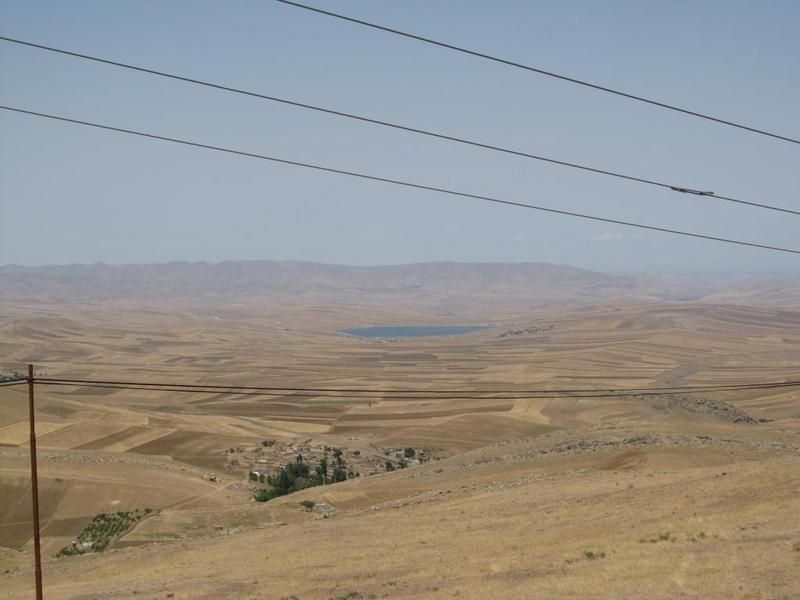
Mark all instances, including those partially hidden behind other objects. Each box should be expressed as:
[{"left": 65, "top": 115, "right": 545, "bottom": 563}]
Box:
[{"left": 1, "top": 261, "right": 799, "bottom": 599}]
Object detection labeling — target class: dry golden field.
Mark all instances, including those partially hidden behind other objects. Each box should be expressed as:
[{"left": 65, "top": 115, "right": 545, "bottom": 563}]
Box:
[{"left": 1, "top": 270, "right": 799, "bottom": 598}]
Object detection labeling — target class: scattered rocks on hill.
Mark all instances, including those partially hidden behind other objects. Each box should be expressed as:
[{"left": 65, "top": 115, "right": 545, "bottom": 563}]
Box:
[
  {"left": 648, "top": 394, "right": 756, "bottom": 424},
  {"left": 407, "top": 431, "right": 800, "bottom": 479},
  {"left": 518, "top": 433, "right": 798, "bottom": 461}
]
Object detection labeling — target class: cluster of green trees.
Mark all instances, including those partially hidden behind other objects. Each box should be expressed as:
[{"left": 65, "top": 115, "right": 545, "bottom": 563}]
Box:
[
  {"left": 253, "top": 449, "right": 359, "bottom": 503},
  {"left": 385, "top": 459, "right": 408, "bottom": 471},
  {"left": 56, "top": 508, "right": 154, "bottom": 557},
  {"left": 249, "top": 471, "right": 266, "bottom": 484},
  {"left": 384, "top": 447, "right": 417, "bottom": 471}
]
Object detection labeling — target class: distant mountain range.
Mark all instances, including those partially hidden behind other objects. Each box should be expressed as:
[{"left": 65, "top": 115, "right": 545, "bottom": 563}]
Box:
[{"left": 1, "top": 260, "right": 797, "bottom": 306}]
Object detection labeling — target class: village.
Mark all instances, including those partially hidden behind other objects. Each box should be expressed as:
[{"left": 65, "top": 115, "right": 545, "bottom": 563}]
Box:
[{"left": 224, "top": 436, "right": 434, "bottom": 485}]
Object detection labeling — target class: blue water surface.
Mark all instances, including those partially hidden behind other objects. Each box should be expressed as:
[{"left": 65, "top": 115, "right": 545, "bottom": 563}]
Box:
[{"left": 340, "top": 325, "right": 489, "bottom": 338}]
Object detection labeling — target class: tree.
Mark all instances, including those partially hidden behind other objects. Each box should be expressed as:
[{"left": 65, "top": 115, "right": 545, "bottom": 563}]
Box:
[
  {"left": 385, "top": 461, "right": 395, "bottom": 472},
  {"left": 332, "top": 466, "right": 347, "bottom": 483},
  {"left": 253, "top": 450, "right": 353, "bottom": 503},
  {"left": 404, "top": 447, "right": 416, "bottom": 459},
  {"left": 300, "top": 500, "right": 315, "bottom": 512},
  {"left": 316, "top": 457, "right": 329, "bottom": 484},
  {"left": 254, "top": 488, "right": 273, "bottom": 502}
]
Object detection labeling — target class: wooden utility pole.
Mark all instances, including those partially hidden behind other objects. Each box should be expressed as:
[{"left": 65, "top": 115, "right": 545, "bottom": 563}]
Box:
[{"left": 28, "top": 364, "right": 43, "bottom": 600}]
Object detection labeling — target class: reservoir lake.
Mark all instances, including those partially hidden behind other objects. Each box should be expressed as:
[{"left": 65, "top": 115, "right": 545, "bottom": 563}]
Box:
[{"left": 340, "top": 325, "right": 489, "bottom": 338}]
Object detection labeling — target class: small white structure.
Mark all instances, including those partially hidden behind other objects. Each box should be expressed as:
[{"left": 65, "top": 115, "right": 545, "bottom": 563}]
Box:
[{"left": 71, "top": 540, "right": 93, "bottom": 552}]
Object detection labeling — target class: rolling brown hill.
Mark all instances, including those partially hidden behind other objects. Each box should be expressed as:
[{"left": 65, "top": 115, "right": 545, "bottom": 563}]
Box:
[
  {"left": 1, "top": 261, "right": 798, "bottom": 598},
  {"left": 0, "top": 260, "right": 635, "bottom": 303},
  {"left": 2, "top": 260, "right": 797, "bottom": 309}
]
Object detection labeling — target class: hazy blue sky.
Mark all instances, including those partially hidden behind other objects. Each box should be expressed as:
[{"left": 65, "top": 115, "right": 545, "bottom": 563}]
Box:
[{"left": 1, "top": 0, "right": 798, "bottom": 271}]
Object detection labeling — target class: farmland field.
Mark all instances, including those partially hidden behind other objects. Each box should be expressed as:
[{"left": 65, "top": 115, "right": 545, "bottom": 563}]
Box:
[{"left": 1, "top": 262, "right": 799, "bottom": 598}]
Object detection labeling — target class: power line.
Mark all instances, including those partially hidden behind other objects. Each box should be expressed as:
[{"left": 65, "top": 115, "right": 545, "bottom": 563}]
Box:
[
  {"left": 33, "top": 378, "right": 800, "bottom": 400},
  {"left": 31, "top": 377, "right": 800, "bottom": 400},
  {"left": 275, "top": 0, "right": 800, "bottom": 146},
  {"left": 0, "top": 36, "right": 796, "bottom": 216},
  {"left": 2, "top": 105, "right": 799, "bottom": 256},
  {"left": 34, "top": 376, "right": 800, "bottom": 395},
  {"left": 0, "top": 380, "right": 26, "bottom": 387}
]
